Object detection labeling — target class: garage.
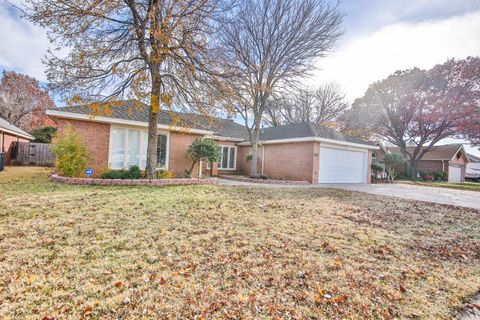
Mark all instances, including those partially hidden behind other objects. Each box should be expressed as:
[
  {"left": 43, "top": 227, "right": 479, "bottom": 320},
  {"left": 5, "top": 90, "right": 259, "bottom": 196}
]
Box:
[
  {"left": 319, "top": 146, "right": 367, "bottom": 183},
  {"left": 448, "top": 164, "right": 463, "bottom": 183}
]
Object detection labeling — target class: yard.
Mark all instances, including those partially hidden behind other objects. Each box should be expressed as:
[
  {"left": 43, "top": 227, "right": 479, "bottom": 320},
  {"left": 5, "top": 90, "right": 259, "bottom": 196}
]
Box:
[
  {"left": 1, "top": 167, "right": 479, "bottom": 319},
  {"left": 398, "top": 180, "right": 480, "bottom": 192}
]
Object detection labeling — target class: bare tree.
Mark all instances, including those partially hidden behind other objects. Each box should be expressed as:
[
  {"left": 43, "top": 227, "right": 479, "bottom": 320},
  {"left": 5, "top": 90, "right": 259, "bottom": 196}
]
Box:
[
  {"left": 264, "top": 83, "right": 348, "bottom": 127},
  {"left": 0, "top": 70, "right": 55, "bottom": 131},
  {"left": 26, "top": 0, "right": 232, "bottom": 178},
  {"left": 219, "top": 0, "right": 343, "bottom": 175}
]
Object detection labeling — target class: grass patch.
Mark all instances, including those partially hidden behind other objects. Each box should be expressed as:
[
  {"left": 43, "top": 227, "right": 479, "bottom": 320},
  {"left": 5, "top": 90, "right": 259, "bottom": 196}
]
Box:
[
  {"left": 398, "top": 180, "right": 480, "bottom": 192},
  {"left": 1, "top": 167, "right": 479, "bottom": 319}
]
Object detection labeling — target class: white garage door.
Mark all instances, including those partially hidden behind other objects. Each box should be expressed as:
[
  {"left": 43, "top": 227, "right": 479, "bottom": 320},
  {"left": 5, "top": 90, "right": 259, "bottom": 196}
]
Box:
[
  {"left": 448, "top": 165, "right": 462, "bottom": 183},
  {"left": 319, "top": 147, "right": 367, "bottom": 183}
]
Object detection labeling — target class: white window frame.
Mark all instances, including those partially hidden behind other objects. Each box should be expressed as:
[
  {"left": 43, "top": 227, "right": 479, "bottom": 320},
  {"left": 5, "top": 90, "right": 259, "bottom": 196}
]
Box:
[
  {"left": 218, "top": 145, "right": 237, "bottom": 170},
  {"left": 108, "top": 125, "right": 169, "bottom": 170}
]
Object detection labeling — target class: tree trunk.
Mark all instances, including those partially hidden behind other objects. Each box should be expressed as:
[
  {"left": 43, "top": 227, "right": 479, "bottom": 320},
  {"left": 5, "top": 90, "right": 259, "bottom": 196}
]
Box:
[
  {"left": 145, "top": 73, "right": 161, "bottom": 178},
  {"left": 251, "top": 140, "right": 258, "bottom": 176},
  {"left": 250, "top": 125, "right": 261, "bottom": 176},
  {"left": 409, "top": 159, "right": 420, "bottom": 179}
]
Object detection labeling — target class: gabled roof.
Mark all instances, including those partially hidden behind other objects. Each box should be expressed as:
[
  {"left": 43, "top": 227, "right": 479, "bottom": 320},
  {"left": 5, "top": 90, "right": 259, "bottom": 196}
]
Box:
[
  {"left": 388, "top": 144, "right": 466, "bottom": 161},
  {"left": 0, "top": 117, "right": 34, "bottom": 140},
  {"left": 258, "top": 122, "right": 377, "bottom": 146}
]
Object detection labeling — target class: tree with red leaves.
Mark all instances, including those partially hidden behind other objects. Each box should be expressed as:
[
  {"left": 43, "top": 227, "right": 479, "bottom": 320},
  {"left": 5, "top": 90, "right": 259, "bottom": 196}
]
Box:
[
  {"left": 344, "top": 57, "right": 480, "bottom": 178},
  {"left": 0, "top": 71, "right": 55, "bottom": 131}
]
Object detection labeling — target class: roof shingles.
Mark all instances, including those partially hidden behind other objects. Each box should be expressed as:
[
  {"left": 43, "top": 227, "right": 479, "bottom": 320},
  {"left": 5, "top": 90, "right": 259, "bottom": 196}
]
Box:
[{"left": 53, "top": 102, "right": 376, "bottom": 147}]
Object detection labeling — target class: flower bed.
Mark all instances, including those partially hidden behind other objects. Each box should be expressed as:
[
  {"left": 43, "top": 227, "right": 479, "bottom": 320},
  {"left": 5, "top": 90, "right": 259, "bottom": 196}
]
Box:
[
  {"left": 218, "top": 174, "right": 310, "bottom": 185},
  {"left": 51, "top": 174, "right": 217, "bottom": 186}
]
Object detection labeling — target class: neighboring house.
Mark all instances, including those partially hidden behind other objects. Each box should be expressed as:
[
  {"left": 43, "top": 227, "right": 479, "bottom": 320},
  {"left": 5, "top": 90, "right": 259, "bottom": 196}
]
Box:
[
  {"left": 46, "top": 101, "right": 379, "bottom": 183},
  {"left": 0, "top": 117, "right": 34, "bottom": 166},
  {"left": 385, "top": 144, "right": 469, "bottom": 183},
  {"left": 466, "top": 153, "right": 480, "bottom": 181}
]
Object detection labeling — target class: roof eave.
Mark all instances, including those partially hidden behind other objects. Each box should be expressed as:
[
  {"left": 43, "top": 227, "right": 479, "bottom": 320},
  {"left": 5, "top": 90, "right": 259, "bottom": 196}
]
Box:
[
  {"left": 238, "top": 136, "right": 379, "bottom": 149},
  {"left": 0, "top": 127, "right": 34, "bottom": 140}
]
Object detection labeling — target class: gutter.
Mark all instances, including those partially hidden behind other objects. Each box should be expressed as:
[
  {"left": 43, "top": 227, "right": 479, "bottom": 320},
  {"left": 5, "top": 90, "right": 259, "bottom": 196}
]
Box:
[
  {"left": 238, "top": 136, "right": 380, "bottom": 150},
  {"left": 0, "top": 128, "right": 34, "bottom": 140}
]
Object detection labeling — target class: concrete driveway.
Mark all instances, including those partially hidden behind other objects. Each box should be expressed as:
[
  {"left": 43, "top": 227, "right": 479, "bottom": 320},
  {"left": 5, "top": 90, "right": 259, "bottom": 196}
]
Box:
[
  {"left": 320, "top": 183, "right": 480, "bottom": 210},
  {"left": 218, "top": 179, "right": 480, "bottom": 210}
]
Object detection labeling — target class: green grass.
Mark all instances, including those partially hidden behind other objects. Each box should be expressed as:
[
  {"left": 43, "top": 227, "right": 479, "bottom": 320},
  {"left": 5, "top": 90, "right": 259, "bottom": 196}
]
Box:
[
  {"left": 1, "top": 167, "right": 479, "bottom": 319},
  {"left": 398, "top": 180, "right": 480, "bottom": 192}
]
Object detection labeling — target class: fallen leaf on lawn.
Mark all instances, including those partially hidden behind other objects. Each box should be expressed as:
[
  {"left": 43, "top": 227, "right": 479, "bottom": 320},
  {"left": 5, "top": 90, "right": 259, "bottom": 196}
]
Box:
[
  {"left": 83, "top": 306, "right": 93, "bottom": 315},
  {"left": 114, "top": 281, "right": 123, "bottom": 288}
]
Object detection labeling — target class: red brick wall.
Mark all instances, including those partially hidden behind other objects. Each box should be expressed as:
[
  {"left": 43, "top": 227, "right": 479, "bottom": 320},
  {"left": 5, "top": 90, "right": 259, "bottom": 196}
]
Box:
[
  {"left": 168, "top": 131, "right": 204, "bottom": 177},
  {"left": 1, "top": 133, "right": 30, "bottom": 165},
  {"left": 417, "top": 160, "right": 445, "bottom": 173},
  {"left": 238, "top": 142, "right": 316, "bottom": 182},
  {"left": 54, "top": 118, "right": 110, "bottom": 175}
]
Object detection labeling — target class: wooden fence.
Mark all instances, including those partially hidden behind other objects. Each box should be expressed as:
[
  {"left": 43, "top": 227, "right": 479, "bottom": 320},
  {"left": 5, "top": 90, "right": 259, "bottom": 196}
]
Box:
[{"left": 13, "top": 142, "right": 54, "bottom": 166}]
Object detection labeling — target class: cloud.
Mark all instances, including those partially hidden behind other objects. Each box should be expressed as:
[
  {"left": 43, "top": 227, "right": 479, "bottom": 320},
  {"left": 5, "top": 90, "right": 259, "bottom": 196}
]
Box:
[
  {"left": 0, "top": 3, "right": 50, "bottom": 82},
  {"left": 309, "top": 10, "right": 480, "bottom": 102}
]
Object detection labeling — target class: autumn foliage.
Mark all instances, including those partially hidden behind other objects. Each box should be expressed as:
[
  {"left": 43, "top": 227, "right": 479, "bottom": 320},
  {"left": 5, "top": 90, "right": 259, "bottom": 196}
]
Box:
[
  {"left": 344, "top": 57, "right": 480, "bottom": 177},
  {"left": 0, "top": 70, "right": 55, "bottom": 131}
]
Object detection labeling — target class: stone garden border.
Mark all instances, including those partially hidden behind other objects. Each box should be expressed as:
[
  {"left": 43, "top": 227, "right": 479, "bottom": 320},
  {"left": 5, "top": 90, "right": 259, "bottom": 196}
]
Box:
[
  {"left": 218, "top": 174, "right": 310, "bottom": 185},
  {"left": 51, "top": 174, "right": 218, "bottom": 186}
]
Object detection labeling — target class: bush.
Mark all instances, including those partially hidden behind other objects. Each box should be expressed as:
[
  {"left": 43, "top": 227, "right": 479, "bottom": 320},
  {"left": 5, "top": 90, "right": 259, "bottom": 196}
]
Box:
[
  {"left": 30, "top": 126, "right": 57, "bottom": 143},
  {"left": 50, "top": 126, "right": 89, "bottom": 177},
  {"left": 432, "top": 171, "right": 447, "bottom": 181},
  {"left": 101, "top": 165, "right": 143, "bottom": 179},
  {"left": 185, "top": 138, "right": 221, "bottom": 177},
  {"left": 371, "top": 162, "right": 385, "bottom": 173},
  {"left": 156, "top": 169, "right": 174, "bottom": 179},
  {"left": 250, "top": 173, "right": 268, "bottom": 180},
  {"left": 424, "top": 175, "right": 434, "bottom": 181}
]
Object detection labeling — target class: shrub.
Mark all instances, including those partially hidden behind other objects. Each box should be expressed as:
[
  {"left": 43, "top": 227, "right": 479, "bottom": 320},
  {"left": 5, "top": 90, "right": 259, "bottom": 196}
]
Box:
[
  {"left": 125, "top": 165, "right": 142, "bottom": 179},
  {"left": 371, "top": 162, "right": 385, "bottom": 173},
  {"left": 101, "top": 171, "right": 125, "bottom": 179},
  {"left": 101, "top": 165, "right": 143, "bottom": 179},
  {"left": 250, "top": 173, "right": 268, "bottom": 180},
  {"left": 424, "top": 175, "right": 434, "bottom": 181},
  {"left": 382, "top": 153, "right": 405, "bottom": 182},
  {"left": 432, "top": 171, "right": 447, "bottom": 181},
  {"left": 185, "top": 138, "right": 221, "bottom": 177},
  {"left": 156, "top": 169, "right": 174, "bottom": 179},
  {"left": 50, "top": 126, "right": 89, "bottom": 177},
  {"left": 30, "top": 126, "right": 57, "bottom": 143}
]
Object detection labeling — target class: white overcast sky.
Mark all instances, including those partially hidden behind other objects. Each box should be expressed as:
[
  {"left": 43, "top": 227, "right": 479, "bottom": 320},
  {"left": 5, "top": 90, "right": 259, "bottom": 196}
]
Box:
[{"left": 0, "top": 0, "right": 479, "bottom": 154}]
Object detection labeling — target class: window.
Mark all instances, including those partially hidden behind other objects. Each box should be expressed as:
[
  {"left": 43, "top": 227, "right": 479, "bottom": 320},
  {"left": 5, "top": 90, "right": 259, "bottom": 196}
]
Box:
[
  {"left": 157, "top": 134, "right": 168, "bottom": 168},
  {"left": 218, "top": 145, "right": 236, "bottom": 170},
  {"left": 109, "top": 127, "right": 168, "bottom": 170},
  {"left": 371, "top": 152, "right": 377, "bottom": 164}
]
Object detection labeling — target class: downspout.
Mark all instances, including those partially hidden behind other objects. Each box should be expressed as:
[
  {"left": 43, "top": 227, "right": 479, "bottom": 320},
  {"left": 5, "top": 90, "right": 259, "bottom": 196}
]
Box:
[
  {"left": 259, "top": 142, "right": 265, "bottom": 174},
  {"left": 199, "top": 137, "right": 205, "bottom": 179}
]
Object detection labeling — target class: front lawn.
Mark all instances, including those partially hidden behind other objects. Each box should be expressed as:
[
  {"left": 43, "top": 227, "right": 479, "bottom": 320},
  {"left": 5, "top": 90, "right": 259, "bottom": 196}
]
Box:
[
  {"left": 1, "top": 167, "right": 479, "bottom": 319},
  {"left": 398, "top": 180, "right": 480, "bottom": 192}
]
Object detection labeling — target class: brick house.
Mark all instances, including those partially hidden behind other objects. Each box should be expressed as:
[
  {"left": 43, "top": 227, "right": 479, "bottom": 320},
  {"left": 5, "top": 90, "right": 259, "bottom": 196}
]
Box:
[
  {"left": 0, "top": 117, "right": 34, "bottom": 166},
  {"left": 46, "top": 102, "right": 379, "bottom": 183},
  {"left": 380, "top": 144, "right": 469, "bottom": 183}
]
